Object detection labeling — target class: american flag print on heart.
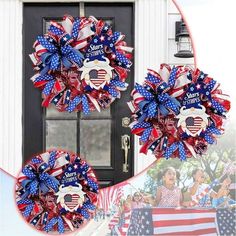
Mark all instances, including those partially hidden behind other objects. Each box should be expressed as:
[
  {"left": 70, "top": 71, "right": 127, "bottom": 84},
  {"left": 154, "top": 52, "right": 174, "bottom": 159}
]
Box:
[
  {"left": 186, "top": 116, "right": 203, "bottom": 135},
  {"left": 127, "top": 208, "right": 217, "bottom": 235},
  {"left": 89, "top": 69, "right": 107, "bottom": 87},
  {"left": 64, "top": 194, "right": 80, "bottom": 210}
]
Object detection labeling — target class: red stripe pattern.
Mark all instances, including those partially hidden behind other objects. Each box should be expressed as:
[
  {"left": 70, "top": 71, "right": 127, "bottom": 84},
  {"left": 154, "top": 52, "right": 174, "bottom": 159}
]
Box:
[
  {"left": 186, "top": 116, "right": 203, "bottom": 134},
  {"left": 127, "top": 208, "right": 217, "bottom": 236},
  {"left": 90, "top": 69, "right": 107, "bottom": 87},
  {"left": 64, "top": 194, "right": 79, "bottom": 210},
  {"left": 97, "top": 185, "right": 124, "bottom": 212}
]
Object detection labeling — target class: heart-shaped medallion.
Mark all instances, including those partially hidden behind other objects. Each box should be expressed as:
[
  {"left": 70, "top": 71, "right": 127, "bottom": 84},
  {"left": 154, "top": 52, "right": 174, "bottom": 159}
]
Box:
[
  {"left": 64, "top": 194, "right": 80, "bottom": 211},
  {"left": 89, "top": 69, "right": 107, "bottom": 89},
  {"left": 186, "top": 116, "right": 203, "bottom": 136}
]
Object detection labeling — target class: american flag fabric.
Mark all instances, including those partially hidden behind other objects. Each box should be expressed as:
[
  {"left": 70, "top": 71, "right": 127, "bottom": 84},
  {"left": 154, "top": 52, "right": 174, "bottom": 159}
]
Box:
[
  {"left": 64, "top": 194, "right": 79, "bottom": 210},
  {"left": 89, "top": 69, "right": 107, "bottom": 87},
  {"left": 186, "top": 116, "right": 203, "bottom": 135},
  {"left": 109, "top": 213, "right": 120, "bottom": 230},
  {"left": 190, "top": 179, "right": 219, "bottom": 207},
  {"left": 216, "top": 208, "right": 236, "bottom": 236},
  {"left": 127, "top": 208, "right": 217, "bottom": 235},
  {"left": 97, "top": 185, "right": 124, "bottom": 212},
  {"left": 113, "top": 211, "right": 131, "bottom": 236}
]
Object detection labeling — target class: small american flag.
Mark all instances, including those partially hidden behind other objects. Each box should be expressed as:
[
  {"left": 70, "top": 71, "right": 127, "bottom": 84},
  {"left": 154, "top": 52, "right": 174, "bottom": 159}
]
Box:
[
  {"left": 64, "top": 194, "right": 79, "bottom": 210},
  {"left": 186, "top": 116, "right": 203, "bottom": 135},
  {"left": 190, "top": 179, "right": 219, "bottom": 207},
  {"left": 108, "top": 213, "right": 120, "bottom": 230},
  {"left": 97, "top": 185, "right": 124, "bottom": 213},
  {"left": 89, "top": 69, "right": 107, "bottom": 87},
  {"left": 127, "top": 208, "right": 217, "bottom": 235},
  {"left": 216, "top": 208, "right": 236, "bottom": 235},
  {"left": 114, "top": 211, "right": 131, "bottom": 236}
]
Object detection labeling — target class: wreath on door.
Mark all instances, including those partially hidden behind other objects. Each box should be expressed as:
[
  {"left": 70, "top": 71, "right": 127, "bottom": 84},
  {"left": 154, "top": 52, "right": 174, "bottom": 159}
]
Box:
[{"left": 30, "top": 15, "right": 133, "bottom": 114}]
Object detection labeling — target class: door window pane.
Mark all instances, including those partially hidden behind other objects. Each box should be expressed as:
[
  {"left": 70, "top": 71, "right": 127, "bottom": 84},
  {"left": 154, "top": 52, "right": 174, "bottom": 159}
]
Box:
[
  {"left": 80, "top": 120, "right": 111, "bottom": 166},
  {"left": 46, "top": 120, "right": 77, "bottom": 152},
  {"left": 81, "top": 107, "right": 111, "bottom": 119},
  {"left": 46, "top": 105, "right": 77, "bottom": 118}
]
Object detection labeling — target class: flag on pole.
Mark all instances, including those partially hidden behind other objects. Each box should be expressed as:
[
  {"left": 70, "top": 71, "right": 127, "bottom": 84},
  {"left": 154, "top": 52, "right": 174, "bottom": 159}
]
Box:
[{"left": 97, "top": 184, "right": 124, "bottom": 212}]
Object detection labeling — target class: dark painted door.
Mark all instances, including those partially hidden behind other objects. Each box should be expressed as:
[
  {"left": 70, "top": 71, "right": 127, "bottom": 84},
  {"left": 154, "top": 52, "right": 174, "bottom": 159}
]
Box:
[{"left": 23, "top": 3, "right": 134, "bottom": 188}]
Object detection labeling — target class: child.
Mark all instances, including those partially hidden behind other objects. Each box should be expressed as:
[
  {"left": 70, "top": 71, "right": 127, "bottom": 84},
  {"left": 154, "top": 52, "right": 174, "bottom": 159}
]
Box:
[
  {"left": 121, "top": 195, "right": 132, "bottom": 212},
  {"left": 131, "top": 192, "right": 146, "bottom": 209},
  {"left": 212, "top": 175, "right": 236, "bottom": 208},
  {"left": 155, "top": 167, "right": 185, "bottom": 207},
  {"left": 188, "top": 168, "right": 227, "bottom": 207}
]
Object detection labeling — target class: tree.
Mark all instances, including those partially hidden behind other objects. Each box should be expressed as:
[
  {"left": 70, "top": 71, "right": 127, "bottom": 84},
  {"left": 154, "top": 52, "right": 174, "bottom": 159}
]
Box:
[{"left": 144, "top": 124, "right": 236, "bottom": 193}]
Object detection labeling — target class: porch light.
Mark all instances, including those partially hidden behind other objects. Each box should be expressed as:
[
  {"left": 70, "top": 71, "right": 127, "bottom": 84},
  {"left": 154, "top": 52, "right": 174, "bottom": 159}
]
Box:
[{"left": 174, "top": 19, "right": 194, "bottom": 58}]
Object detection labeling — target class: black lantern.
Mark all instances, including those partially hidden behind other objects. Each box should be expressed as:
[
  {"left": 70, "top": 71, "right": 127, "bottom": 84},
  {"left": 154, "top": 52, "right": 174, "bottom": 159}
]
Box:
[{"left": 174, "top": 19, "right": 193, "bottom": 58}]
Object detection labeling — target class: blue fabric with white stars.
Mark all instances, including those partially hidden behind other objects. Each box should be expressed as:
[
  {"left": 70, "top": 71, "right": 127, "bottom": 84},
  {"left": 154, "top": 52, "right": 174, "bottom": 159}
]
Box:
[
  {"left": 164, "top": 141, "right": 186, "bottom": 161},
  {"left": 134, "top": 72, "right": 181, "bottom": 119},
  {"left": 44, "top": 216, "right": 64, "bottom": 234}
]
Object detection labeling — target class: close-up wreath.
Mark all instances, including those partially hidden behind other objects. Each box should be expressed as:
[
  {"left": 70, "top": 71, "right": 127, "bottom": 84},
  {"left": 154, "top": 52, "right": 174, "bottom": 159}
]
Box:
[
  {"left": 16, "top": 150, "right": 98, "bottom": 234},
  {"left": 128, "top": 64, "right": 231, "bottom": 160}
]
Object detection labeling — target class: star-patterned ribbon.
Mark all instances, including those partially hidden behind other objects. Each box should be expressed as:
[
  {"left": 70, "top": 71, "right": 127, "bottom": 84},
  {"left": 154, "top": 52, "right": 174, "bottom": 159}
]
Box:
[
  {"left": 66, "top": 94, "right": 90, "bottom": 114},
  {"left": 75, "top": 199, "right": 96, "bottom": 219},
  {"left": 34, "top": 17, "right": 85, "bottom": 75},
  {"left": 44, "top": 216, "right": 65, "bottom": 234},
  {"left": 17, "top": 199, "right": 35, "bottom": 217},
  {"left": 20, "top": 158, "right": 60, "bottom": 199},
  {"left": 75, "top": 161, "right": 99, "bottom": 192},
  {"left": 91, "top": 24, "right": 132, "bottom": 69},
  {"left": 201, "top": 124, "right": 222, "bottom": 144},
  {"left": 164, "top": 141, "right": 186, "bottom": 161},
  {"left": 134, "top": 68, "right": 180, "bottom": 121}
]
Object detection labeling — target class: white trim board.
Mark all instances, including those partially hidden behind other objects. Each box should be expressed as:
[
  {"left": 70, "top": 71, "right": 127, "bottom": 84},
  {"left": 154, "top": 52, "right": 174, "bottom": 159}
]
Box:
[{"left": 0, "top": 0, "right": 169, "bottom": 176}]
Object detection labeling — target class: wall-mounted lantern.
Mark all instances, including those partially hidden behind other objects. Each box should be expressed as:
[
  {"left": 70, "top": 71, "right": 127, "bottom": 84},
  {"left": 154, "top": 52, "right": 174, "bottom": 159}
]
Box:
[{"left": 174, "top": 19, "right": 194, "bottom": 58}]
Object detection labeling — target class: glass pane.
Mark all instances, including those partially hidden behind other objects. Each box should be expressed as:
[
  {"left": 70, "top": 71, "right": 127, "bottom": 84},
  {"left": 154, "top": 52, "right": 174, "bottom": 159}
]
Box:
[
  {"left": 104, "top": 19, "right": 113, "bottom": 26},
  {"left": 46, "top": 120, "right": 77, "bottom": 152},
  {"left": 44, "top": 18, "right": 62, "bottom": 33},
  {"left": 46, "top": 105, "right": 77, "bottom": 118},
  {"left": 80, "top": 120, "right": 111, "bottom": 166},
  {"left": 81, "top": 107, "right": 111, "bottom": 119}
]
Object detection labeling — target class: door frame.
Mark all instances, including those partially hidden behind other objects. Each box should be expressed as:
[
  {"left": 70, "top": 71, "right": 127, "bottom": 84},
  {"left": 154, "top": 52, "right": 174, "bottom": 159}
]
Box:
[{"left": 2, "top": 0, "right": 167, "bottom": 176}]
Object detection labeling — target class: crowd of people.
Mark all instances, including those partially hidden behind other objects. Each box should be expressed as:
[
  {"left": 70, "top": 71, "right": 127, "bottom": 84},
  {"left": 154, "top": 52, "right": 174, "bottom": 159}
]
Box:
[{"left": 118, "top": 167, "right": 235, "bottom": 213}]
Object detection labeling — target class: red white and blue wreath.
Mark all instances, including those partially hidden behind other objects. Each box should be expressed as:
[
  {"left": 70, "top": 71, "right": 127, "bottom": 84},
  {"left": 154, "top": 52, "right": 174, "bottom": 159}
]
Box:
[
  {"left": 16, "top": 151, "right": 98, "bottom": 234},
  {"left": 128, "top": 64, "right": 230, "bottom": 160},
  {"left": 30, "top": 15, "right": 133, "bottom": 114}
]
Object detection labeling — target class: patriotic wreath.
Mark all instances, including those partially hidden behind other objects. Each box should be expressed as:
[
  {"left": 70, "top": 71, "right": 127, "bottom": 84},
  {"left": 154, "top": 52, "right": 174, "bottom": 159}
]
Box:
[
  {"left": 16, "top": 151, "right": 98, "bottom": 234},
  {"left": 30, "top": 15, "right": 133, "bottom": 114},
  {"left": 128, "top": 64, "right": 230, "bottom": 160}
]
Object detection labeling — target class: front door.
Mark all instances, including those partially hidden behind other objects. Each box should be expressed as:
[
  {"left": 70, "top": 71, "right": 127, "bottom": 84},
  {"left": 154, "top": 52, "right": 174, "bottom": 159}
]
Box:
[{"left": 23, "top": 2, "right": 134, "bottom": 188}]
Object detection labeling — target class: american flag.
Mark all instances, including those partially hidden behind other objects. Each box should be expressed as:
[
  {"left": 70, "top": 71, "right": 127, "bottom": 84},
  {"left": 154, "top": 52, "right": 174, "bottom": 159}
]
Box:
[
  {"left": 127, "top": 208, "right": 217, "bottom": 235},
  {"left": 186, "top": 116, "right": 203, "bottom": 135},
  {"left": 190, "top": 179, "right": 219, "bottom": 207},
  {"left": 64, "top": 194, "right": 79, "bottom": 210},
  {"left": 108, "top": 213, "right": 120, "bottom": 230},
  {"left": 97, "top": 185, "right": 124, "bottom": 213},
  {"left": 216, "top": 208, "right": 236, "bottom": 235},
  {"left": 113, "top": 211, "right": 132, "bottom": 236},
  {"left": 89, "top": 69, "right": 107, "bottom": 87}
]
